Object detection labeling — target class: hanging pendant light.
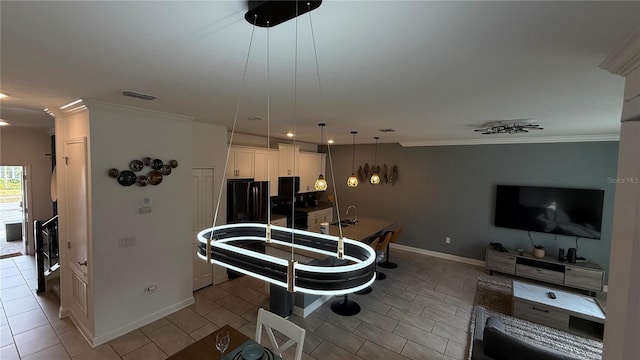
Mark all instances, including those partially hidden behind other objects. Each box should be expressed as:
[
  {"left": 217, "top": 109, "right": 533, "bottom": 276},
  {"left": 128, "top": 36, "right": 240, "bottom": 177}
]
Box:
[
  {"left": 314, "top": 123, "right": 328, "bottom": 191},
  {"left": 199, "top": 1, "right": 376, "bottom": 297},
  {"left": 370, "top": 137, "right": 381, "bottom": 185},
  {"left": 347, "top": 131, "right": 359, "bottom": 187}
]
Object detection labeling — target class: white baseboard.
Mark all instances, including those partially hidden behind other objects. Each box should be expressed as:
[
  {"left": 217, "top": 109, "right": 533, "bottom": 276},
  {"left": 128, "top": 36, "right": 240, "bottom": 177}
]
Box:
[
  {"left": 62, "top": 297, "right": 195, "bottom": 347},
  {"left": 390, "top": 243, "right": 485, "bottom": 267},
  {"left": 292, "top": 294, "right": 333, "bottom": 318},
  {"left": 93, "top": 296, "right": 195, "bottom": 346},
  {"left": 59, "top": 307, "right": 95, "bottom": 348}
]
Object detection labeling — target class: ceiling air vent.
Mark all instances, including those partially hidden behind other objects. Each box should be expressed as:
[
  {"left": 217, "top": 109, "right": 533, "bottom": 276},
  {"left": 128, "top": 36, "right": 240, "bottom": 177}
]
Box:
[
  {"left": 122, "top": 91, "right": 157, "bottom": 101},
  {"left": 378, "top": 129, "right": 395, "bottom": 133}
]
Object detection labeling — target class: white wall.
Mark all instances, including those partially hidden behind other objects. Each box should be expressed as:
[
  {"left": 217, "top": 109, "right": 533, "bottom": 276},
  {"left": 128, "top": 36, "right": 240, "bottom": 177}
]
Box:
[
  {"left": 55, "top": 109, "right": 93, "bottom": 334},
  {"left": 84, "top": 101, "right": 193, "bottom": 343},
  {"left": 603, "top": 63, "right": 640, "bottom": 360},
  {"left": 0, "top": 126, "right": 54, "bottom": 252},
  {"left": 193, "top": 122, "right": 228, "bottom": 226}
]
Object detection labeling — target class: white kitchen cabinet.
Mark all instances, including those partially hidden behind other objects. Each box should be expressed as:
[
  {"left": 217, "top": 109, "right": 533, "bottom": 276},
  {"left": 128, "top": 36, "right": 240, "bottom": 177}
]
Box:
[
  {"left": 226, "top": 146, "right": 254, "bottom": 179},
  {"left": 298, "top": 152, "right": 325, "bottom": 193},
  {"left": 254, "top": 149, "right": 279, "bottom": 197},
  {"left": 278, "top": 144, "right": 300, "bottom": 177},
  {"left": 307, "top": 208, "right": 333, "bottom": 228}
]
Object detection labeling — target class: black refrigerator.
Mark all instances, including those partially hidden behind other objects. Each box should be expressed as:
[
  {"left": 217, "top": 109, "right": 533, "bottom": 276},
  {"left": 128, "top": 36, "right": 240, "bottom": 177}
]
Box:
[{"left": 227, "top": 179, "right": 270, "bottom": 224}]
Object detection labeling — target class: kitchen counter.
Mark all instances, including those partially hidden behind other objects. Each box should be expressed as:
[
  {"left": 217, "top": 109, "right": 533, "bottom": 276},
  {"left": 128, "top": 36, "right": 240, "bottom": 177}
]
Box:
[
  {"left": 307, "top": 216, "right": 397, "bottom": 242},
  {"left": 293, "top": 201, "right": 334, "bottom": 213}
]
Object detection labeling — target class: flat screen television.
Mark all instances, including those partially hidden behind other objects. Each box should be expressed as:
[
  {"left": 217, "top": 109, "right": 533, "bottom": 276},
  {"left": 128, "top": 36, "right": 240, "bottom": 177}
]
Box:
[{"left": 495, "top": 185, "right": 604, "bottom": 239}]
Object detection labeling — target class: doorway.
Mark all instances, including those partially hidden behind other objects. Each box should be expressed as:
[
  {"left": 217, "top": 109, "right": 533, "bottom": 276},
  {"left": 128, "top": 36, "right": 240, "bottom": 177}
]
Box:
[{"left": 0, "top": 165, "right": 26, "bottom": 258}]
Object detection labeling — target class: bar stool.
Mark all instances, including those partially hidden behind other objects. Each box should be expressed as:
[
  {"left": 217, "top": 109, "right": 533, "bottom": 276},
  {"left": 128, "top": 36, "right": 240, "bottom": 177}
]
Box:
[
  {"left": 378, "top": 228, "right": 403, "bottom": 269},
  {"left": 374, "top": 231, "right": 394, "bottom": 280},
  {"left": 355, "top": 235, "right": 382, "bottom": 295}
]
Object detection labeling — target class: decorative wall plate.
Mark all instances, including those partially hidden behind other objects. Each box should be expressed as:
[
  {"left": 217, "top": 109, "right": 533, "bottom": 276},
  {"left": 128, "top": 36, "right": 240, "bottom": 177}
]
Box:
[
  {"left": 117, "top": 170, "right": 137, "bottom": 186},
  {"left": 169, "top": 160, "right": 178, "bottom": 168},
  {"left": 129, "top": 160, "right": 143, "bottom": 172},
  {"left": 160, "top": 165, "right": 172, "bottom": 175},
  {"left": 108, "top": 168, "right": 120, "bottom": 178},
  {"left": 148, "top": 170, "right": 163, "bottom": 185},
  {"left": 151, "top": 159, "right": 163, "bottom": 170},
  {"left": 136, "top": 175, "right": 148, "bottom": 187}
]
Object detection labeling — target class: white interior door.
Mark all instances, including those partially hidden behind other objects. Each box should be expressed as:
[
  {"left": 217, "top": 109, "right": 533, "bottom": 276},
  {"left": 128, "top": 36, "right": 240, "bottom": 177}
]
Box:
[
  {"left": 65, "top": 138, "right": 89, "bottom": 278},
  {"left": 192, "top": 168, "right": 216, "bottom": 290}
]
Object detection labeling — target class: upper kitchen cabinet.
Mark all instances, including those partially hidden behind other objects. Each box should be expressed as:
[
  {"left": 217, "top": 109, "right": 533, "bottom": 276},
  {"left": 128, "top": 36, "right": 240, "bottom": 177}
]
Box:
[
  {"left": 278, "top": 144, "right": 300, "bottom": 177},
  {"left": 254, "top": 148, "right": 279, "bottom": 197},
  {"left": 226, "top": 146, "right": 254, "bottom": 179},
  {"left": 298, "top": 152, "right": 326, "bottom": 193}
]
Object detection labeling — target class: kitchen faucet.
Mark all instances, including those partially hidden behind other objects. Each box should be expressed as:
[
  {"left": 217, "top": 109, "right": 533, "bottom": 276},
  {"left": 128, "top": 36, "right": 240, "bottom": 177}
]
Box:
[{"left": 346, "top": 205, "right": 358, "bottom": 223}]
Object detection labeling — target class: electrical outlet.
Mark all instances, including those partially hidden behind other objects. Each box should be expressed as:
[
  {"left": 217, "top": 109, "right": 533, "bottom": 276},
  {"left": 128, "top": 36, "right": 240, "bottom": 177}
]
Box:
[{"left": 445, "top": 237, "right": 451, "bottom": 244}]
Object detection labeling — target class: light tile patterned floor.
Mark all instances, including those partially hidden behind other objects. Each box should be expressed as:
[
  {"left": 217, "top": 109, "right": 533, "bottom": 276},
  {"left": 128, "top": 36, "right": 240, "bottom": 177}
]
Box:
[{"left": 0, "top": 249, "right": 489, "bottom": 359}]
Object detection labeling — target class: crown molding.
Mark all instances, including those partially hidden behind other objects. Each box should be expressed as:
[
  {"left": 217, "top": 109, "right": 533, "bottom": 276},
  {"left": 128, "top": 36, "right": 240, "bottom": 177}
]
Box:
[
  {"left": 600, "top": 27, "right": 640, "bottom": 76},
  {"left": 400, "top": 134, "right": 620, "bottom": 147}
]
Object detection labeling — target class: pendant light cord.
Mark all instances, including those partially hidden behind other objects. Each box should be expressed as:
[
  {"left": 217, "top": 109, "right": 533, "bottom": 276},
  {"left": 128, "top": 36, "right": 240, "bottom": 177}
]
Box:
[
  {"left": 290, "top": 0, "right": 299, "bottom": 261},
  {"left": 210, "top": 14, "right": 259, "bottom": 245}
]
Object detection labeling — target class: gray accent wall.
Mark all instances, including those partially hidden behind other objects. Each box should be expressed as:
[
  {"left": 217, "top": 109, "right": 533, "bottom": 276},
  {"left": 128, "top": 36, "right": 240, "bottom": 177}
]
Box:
[{"left": 324, "top": 141, "right": 618, "bottom": 282}]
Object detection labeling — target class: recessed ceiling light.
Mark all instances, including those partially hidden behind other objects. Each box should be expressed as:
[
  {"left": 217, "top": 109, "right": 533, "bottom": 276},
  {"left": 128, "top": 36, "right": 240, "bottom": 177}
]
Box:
[
  {"left": 60, "top": 99, "right": 83, "bottom": 109},
  {"left": 0, "top": 93, "right": 8, "bottom": 99},
  {"left": 0, "top": 120, "right": 9, "bottom": 126},
  {"left": 286, "top": 132, "right": 295, "bottom": 138},
  {"left": 327, "top": 139, "right": 334, "bottom": 144}
]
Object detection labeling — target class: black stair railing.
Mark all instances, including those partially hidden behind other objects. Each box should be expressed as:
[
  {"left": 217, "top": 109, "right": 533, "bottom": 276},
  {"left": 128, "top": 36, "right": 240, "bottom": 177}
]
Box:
[{"left": 35, "top": 215, "right": 59, "bottom": 294}]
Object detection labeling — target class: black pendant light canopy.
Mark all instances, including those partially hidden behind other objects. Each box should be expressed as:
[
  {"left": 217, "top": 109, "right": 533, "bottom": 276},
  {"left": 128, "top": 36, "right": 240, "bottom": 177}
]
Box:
[{"left": 245, "top": 0, "right": 323, "bottom": 27}]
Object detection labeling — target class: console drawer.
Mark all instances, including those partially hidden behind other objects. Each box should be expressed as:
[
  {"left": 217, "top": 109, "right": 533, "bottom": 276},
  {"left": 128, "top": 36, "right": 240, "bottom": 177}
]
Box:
[
  {"left": 513, "top": 300, "right": 569, "bottom": 330},
  {"left": 516, "top": 264, "right": 564, "bottom": 284},
  {"left": 564, "top": 266, "right": 603, "bottom": 291},
  {"left": 486, "top": 251, "right": 516, "bottom": 275}
]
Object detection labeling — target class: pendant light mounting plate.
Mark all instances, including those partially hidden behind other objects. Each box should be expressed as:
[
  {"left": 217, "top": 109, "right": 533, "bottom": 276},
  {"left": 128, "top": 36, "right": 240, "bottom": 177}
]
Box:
[{"left": 245, "top": 0, "right": 323, "bottom": 28}]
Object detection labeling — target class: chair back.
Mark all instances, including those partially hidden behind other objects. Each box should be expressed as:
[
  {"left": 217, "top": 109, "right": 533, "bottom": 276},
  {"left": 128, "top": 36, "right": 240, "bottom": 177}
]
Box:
[
  {"left": 375, "top": 231, "right": 394, "bottom": 251},
  {"left": 368, "top": 235, "right": 381, "bottom": 249},
  {"left": 389, "top": 228, "right": 403, "bottom": 244},
  {"left": 255, "top": 308, "right": 306, "bottom": 360}
]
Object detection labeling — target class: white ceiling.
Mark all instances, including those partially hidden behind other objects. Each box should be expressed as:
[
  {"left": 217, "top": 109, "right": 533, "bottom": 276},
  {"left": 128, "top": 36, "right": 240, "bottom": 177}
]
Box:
[{"left": 1, "top": 1, "right": 638, "bottom": 145}]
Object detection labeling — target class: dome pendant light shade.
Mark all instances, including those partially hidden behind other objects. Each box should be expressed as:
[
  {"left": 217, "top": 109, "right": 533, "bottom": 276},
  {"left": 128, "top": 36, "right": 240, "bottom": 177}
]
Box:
[
  {"left": 347, "top": 174, "right": 359, "bottom": 187},
  {"left": 315, "top": 174, "right": 327, "bottom": 191},
  {"left": 315, "top": 123, "right": 328, "bottom": 191},
  {"left": 370, "top": 137, "right": 381, "bottom": 185},
  {"left": 347, "top": 131, "right": 358, "bottom": 187}
]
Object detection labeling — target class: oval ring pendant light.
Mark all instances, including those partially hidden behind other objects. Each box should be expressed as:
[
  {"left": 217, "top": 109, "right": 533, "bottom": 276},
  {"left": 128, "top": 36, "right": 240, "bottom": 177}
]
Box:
[{"left": 200, "top": 1, "right": 376, "bottom": 297}]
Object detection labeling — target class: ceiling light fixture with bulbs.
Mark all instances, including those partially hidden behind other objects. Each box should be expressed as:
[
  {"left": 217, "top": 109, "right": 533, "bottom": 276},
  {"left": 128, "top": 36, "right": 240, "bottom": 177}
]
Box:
[{"left": 474, "top": 120, "right": 543, "bottom": 135}]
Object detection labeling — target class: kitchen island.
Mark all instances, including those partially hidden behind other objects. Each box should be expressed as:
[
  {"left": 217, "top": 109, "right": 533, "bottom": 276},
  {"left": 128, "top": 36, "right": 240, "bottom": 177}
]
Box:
[{"left": 267, "top": 216, "right": 396, "bottom": 318}]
